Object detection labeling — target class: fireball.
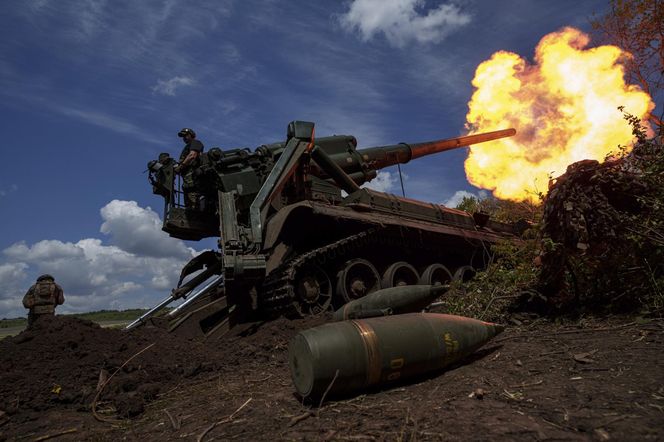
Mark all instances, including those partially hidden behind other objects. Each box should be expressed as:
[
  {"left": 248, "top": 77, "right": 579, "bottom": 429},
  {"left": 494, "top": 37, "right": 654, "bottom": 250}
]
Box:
[{"left": 465, "top": 27, "right": 655, "bottom": 202}]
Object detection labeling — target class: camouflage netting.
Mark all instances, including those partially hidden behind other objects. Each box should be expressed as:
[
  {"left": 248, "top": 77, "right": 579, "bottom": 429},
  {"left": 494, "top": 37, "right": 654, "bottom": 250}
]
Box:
[{"left": 537, "top": 128, "right": 664, "bottom": 313}]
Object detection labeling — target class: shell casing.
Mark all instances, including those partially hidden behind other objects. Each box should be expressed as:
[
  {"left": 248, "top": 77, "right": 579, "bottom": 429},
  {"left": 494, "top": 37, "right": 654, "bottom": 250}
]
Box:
[
  {"left": 333, "top": 284, "right": 448, "bottom": 321},
  {"left": 288, "top": 312, "right": 504, "bottom": 400}
]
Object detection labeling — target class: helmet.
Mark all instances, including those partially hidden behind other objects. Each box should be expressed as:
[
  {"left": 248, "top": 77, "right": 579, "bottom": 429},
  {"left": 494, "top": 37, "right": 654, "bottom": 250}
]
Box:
[
  {"left": 178, "top": 128, "right": 196, "bottom": 138},
  {"left": 37, "top": 274, "right": 54, "bottom": 282}
]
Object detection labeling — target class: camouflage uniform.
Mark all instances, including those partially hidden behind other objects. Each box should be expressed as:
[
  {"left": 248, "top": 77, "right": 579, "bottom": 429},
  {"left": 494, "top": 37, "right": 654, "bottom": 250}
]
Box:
[
  {"left": 22, "top": 275, "right": 65, "bottom": 326},
  {"left": 178, "top": 137, "right": 204, "bottom": 209}
]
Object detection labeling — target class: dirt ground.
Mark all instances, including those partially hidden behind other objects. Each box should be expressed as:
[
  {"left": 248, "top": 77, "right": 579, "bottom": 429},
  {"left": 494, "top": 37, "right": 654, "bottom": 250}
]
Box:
[{"left": 1, "top": 312, "right": 663, "bottom": 441}]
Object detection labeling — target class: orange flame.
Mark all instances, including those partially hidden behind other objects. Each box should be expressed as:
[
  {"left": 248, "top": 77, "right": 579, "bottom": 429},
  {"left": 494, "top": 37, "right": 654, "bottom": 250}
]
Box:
[{"left": 465, "top": 27, "right": 655, "bottom": 202}]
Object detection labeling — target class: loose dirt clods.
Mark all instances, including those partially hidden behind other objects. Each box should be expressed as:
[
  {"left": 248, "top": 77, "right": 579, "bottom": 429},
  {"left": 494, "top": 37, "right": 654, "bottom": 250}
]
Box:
[{"left": 1, "top": 314, "right": 663, "bottom": 441}]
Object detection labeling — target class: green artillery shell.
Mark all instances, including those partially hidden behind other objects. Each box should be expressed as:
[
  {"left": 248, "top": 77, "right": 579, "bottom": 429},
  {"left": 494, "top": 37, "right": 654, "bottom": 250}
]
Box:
[
  {"left": 289, "top": 313, "right": 504, "bottom": 400},
  {"left": 333, "top": 284, "right": 448, "bottom": 321}
]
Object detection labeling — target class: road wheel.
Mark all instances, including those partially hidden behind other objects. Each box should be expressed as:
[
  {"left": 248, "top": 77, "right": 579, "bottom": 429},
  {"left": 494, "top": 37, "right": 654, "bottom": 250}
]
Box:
[
  {"left": 382, "top": 261, "right": 419, "bottom": 288},
  {"left": 336, "top": 259, "right": 381, "bottom": 304},
  {"left": 294, "top": 265, "right": 332, "bottom": 316},
  {"left": 419, "top": 263, "right": 453, "bottom": 286}
]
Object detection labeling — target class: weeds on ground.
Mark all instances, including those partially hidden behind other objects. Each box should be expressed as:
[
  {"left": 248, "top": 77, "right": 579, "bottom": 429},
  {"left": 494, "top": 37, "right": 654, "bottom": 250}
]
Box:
[{"left": 443, "top": 198, "right": 543, "bottom": 322}]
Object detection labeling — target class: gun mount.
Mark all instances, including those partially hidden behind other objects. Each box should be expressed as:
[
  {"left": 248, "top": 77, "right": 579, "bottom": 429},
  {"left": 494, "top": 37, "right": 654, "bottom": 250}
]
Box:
[{"left": 135, "top": 122, "right": 518, "bottom": 338}]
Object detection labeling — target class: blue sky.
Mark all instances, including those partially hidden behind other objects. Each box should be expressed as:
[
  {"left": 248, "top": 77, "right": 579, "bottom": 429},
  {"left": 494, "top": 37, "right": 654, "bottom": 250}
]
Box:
[{"left": 0, "top": 0, "right": 637, "bottom": 317}]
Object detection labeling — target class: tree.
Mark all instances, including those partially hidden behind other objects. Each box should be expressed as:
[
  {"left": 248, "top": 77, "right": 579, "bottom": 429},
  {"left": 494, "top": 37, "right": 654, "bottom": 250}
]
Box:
[{"left": 591, "top": 0, "right": 663, "bottom": 133}]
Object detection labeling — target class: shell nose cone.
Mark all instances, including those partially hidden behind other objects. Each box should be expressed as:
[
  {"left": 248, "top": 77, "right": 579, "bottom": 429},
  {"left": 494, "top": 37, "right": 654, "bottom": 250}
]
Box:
[
  {"left": 429, "top": 284, "right": 449, "bottom": 297},
  {"left": 485, "top": 322, "right": 506, "bottom": 337}
]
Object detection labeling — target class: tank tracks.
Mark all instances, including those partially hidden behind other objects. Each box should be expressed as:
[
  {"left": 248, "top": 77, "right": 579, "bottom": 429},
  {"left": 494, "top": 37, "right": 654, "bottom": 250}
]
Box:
[
  {"left": 260, "top": 227, "right": 440, "bottom": 317},
  {"left": 260, "top": 228, "right": 377, "bottom": 317}
]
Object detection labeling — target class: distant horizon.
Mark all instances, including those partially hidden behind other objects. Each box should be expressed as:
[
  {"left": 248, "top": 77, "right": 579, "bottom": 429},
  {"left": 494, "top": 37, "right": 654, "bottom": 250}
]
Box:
[{"left": 1, "top": 307, "right": 151, "bottom": 323}]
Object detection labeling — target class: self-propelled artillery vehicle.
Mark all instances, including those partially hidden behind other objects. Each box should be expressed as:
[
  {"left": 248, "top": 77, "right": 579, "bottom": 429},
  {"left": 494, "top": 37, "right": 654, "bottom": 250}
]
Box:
[{"left": 128, "top": 122, "right": 519, "bottom": 338}]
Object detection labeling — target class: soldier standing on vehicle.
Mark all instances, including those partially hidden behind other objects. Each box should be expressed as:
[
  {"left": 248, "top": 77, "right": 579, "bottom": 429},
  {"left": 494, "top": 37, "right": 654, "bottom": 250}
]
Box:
[
  {"left": 174, "top": 128, "right": 204, "bottom": 209},
  {"left": 22, "top": 274, "right": 65, "bottom": 326}
]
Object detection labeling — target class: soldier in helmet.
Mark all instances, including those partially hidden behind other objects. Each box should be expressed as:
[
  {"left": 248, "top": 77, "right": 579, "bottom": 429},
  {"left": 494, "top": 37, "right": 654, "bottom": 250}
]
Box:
[
  {"left": 174, "top": 128, "right": 205, "bottom": 209},
  {"left": 22, "top": 274, "right": 65, "bottom": 326}
]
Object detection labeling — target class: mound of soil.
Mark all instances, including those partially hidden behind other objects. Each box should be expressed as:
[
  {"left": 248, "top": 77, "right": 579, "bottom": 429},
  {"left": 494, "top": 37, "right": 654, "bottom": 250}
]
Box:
[
  {"left": 0, "top": 314, "right": 326, "bottom": 426},
  {"left": 0, "top": 316, "right": 220, "bottom": 421}
]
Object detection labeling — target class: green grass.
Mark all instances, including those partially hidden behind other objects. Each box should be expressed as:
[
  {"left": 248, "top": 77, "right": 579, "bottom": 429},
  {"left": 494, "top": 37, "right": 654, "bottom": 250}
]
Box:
[
  {"left": 0, "top": 317, "right": 26, "bottom": 328},
  {"left": 0, "top": 309, "right": 149, "bottom": 329},
  {"left": 69, "top": 309, "right": 149, "bottom": 322}
]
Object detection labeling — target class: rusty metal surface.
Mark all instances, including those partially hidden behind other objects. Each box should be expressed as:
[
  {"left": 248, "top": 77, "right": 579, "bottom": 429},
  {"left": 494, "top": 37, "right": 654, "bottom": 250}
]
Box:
[
  {"left": 263, "top": 199, "right": 513, "bottom": 251},
  {"left": 309, "top": 202, "right": 511, "bottom": 243}
]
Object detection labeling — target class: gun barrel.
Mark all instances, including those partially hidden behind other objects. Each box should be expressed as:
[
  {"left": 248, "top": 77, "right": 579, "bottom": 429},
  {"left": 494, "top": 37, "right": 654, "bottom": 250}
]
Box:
[
  {"left": 359, "top": 128, "right": 515, "bottom": 170},
  {"left": 410, "top": 128, "right": 516, "bottom": 160}
]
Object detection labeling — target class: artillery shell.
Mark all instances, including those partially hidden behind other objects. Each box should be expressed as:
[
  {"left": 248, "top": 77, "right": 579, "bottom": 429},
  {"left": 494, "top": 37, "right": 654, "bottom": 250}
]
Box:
[
  {"left": 289, "top": 313, "right": 504, "bottom": 400},
  {"left": 333, "top": 284, "right": 448, "bottom": 321}
]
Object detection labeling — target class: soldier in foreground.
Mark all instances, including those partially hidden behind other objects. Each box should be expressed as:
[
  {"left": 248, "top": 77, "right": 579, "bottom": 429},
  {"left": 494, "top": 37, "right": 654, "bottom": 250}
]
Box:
[
  {"left": 174, "top": 127, "right": 204, "bottom": 209},
  {"left": 22, "top": 274, "right": 65, "bottom": 326}
]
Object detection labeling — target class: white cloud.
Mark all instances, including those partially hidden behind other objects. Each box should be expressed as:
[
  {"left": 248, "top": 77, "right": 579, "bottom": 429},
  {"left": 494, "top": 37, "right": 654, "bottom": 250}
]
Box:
[
  {"left": 218, "top": 100, "right": 238, "bottom": 116},
  {"left": 0, "top": 200, "right": 202, "bottom": 318},
  {"left": 443, "top": 189, "right": 489, "bottom": 208},
  {"left": 152, "top": 76, "right": 195, "bottom": 96},
  {"left": 76, "top": 0, "right": 109, "bottom": 40},
  {"left": 0, "top": 184, "right": 18, "bottom": 197},
  {"left": 340, "top": 0, "right": 471, "bottom": 47},
  {"left": 0, "top": 79, "right": 159, "bottom": 140},
  {"left": 0, "top": 262, "right": 28, "bottom": 282},
  {"left": 219, "top": 43, "right": 241, "bottom": 64},
  {"left": 109, "top": 281, "right": 142, "bottom": 296},
  {"left": 56, "top": 105, "right": 146, "bottom": 135},
  {"left": 99, "top": 200, "right": 194, "bottom": 259},
  {"left": 25, "top": 0, "right": 50, "bottom": 13},
  {"left": 2, "top": 2, "right": 232, "bottom": 138},
  {"left": 151, "top": 273, "right": 173, "bottom": 291},
  {"left": 5, "top": 238, "right": 140, "bottom": 296},
  {"left": 362, "top": 171, "right": 398, "bottom": 193},
  {"left": 0, "top": 299, "right": 30, "bottom": 320},
  {"left": 0, "top": 263, "right": 29, "bottom": 305},
  {"left": 4, "top": 240, "right": 85, "bottom": 261}
]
